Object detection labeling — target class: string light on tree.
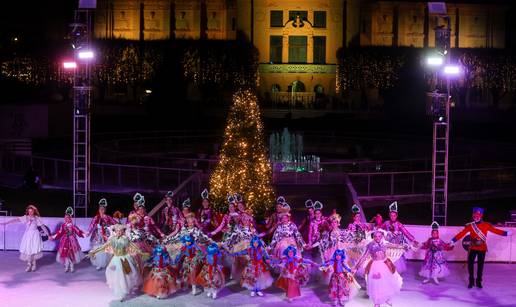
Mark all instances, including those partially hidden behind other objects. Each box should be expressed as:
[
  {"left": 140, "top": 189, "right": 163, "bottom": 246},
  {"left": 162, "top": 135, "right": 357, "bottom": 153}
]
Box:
[{"left": 209, "top": 89, "right": 275, "bottom": 218}]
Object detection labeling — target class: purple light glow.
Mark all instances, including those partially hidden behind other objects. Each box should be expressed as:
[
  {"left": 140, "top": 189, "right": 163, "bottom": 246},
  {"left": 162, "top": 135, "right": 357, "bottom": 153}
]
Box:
[
  {"left": 443, "top": 65, "right": 460, "bottom": 75},
  {"left": 63, "top": 61, "right": 77, "bottom": 69}
]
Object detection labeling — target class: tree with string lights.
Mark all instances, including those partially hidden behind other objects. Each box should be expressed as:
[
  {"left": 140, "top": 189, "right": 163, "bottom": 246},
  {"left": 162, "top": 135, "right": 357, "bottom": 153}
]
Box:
[{"left": 209, "top": 89, "right": 275, "bottom": 219}]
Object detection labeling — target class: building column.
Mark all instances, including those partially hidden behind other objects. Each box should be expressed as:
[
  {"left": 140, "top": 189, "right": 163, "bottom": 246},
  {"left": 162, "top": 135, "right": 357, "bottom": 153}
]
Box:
[
  {"left": 307, "top": 34, "right": 314, "bottom": 63},
  {"left": 283, "top": 35, "right": 289, "bottom": 63}
]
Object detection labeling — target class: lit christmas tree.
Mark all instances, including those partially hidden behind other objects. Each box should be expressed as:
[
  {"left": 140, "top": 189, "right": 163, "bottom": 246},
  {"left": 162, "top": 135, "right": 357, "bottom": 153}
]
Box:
[{"left": 209, "top": 89, "right": 275, "bottom": 218}]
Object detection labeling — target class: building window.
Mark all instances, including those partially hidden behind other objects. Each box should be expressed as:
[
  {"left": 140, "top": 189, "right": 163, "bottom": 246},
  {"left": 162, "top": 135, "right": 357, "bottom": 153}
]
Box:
[
  {"left": 270, "top": 10, "right": 283, "bottom": 27},
  {"left": 271, "top": 84, "right": 281, "bottom": 93},
  {"left": 270, "top": 36, "right": 283, "bottom": 63},
  {"left": 313, "top": 36, "right": 326, "bottom": 64},
  {"left": 289, "top": 11, "right": 308, "bottom": 22},
  {"left": 289, "top": 80, "right": 306, "bottom": 92},
  {"left": 314, "top": 11, "right": 326, "bottom": 28},
  {"left": 289, "top": 36, "right": 307, "bottom": 63}
]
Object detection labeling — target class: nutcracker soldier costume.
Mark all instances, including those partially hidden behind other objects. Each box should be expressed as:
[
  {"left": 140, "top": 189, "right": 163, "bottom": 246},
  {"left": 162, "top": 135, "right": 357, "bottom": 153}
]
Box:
[{"left": 451, "top": 207, "right": 512, "bottom": 288}]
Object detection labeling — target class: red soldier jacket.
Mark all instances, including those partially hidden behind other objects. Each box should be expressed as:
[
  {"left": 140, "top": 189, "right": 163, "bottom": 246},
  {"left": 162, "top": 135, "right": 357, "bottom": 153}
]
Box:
[{"left": 452, "top": 221, "right": 508, "bottom": 252}]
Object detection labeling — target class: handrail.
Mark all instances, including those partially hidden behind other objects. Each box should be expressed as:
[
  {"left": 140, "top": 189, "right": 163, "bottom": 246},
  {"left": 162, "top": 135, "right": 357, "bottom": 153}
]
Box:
[{"left": 148, "top": 171, "right": 202, "bottom": 218}]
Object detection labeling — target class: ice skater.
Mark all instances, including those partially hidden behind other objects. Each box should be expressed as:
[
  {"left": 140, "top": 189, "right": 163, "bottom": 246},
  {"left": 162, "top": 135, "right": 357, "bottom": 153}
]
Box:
[
  {"left": 1, "top": 203, "right": 50, "bottom": 272},
  {"left": 419, "top": 221, "right": 453, "bottom": 284}
]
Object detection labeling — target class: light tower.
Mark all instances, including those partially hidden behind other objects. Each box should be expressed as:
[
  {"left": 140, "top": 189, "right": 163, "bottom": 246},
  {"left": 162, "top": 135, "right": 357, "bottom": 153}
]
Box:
[
  {"left": 426, "top": 2, "right": 461, "bottom": 226},
  {"left": 68, "top": 0, "right": 96, "bottom": 217}
]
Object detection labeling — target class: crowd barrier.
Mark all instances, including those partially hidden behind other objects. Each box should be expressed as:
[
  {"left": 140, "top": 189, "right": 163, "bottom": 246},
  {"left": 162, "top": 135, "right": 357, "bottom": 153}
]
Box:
[{"left": 1, "top": 217, "right": 514, "bottom": 262}]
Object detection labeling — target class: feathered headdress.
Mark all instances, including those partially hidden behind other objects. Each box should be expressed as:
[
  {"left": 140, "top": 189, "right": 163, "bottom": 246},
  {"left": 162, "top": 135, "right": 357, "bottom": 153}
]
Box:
[
  {"left": 305, "top": 199, "right": 314, "bottom": 208},
  {"left": 98, "top": 198, "right": 108, "bottom": 208},
  {"left": 389, "top": 201, "right": 398, "bottom": 213},
  {"left": 313, "top": 201, "right": 323, "bottom": 211},
  {"left": 351, "top": 204, "right": 360, "bottom": 214},
  {"left": 182, "top": 198, "right": 191, "bottom": 209},
  {"left": 165, "top": 191, "right": 174, "bottom": 199},
  {"left": 65, "top": 206, "right": 74, "bottom": 217},
  {"left": 201, "top": 189, "right": 209, "bottom": 200},
  {"left": 276, "top": 196, "right": 286, "bottom": 204},
  {"left": 431, "top": 221, "right": 440, "bottom": 230}
]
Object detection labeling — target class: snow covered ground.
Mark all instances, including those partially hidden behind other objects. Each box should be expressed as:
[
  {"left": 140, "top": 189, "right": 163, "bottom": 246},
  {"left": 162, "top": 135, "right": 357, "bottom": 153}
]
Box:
[{"left": 0, "top": 251, "right": 514, "bottom": 307}]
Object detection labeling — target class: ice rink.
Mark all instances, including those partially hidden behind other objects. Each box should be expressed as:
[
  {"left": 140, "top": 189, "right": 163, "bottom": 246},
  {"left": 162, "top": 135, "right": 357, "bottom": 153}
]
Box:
[{"left": 0, "top": 251, "right": 514, "bottom": 307}]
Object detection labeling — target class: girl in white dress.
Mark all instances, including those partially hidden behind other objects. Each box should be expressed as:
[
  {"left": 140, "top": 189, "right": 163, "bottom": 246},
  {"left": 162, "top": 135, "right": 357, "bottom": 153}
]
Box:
[{"left": 1, "top": 204, "right": 50, "bottom": 272}]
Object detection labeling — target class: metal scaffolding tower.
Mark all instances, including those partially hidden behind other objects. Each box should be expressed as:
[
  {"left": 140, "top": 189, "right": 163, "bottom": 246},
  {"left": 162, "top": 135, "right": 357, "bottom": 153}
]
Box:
[
  {"left": 428, "top": 6, "right": 452, "bottom": 226},
  {"left": 71, "top": 8, "right": 93, "bottom": 217}
]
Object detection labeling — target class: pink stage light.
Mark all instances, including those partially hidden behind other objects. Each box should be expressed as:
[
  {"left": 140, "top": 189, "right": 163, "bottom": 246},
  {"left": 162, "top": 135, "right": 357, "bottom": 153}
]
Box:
[{"left": 63, "top": 61, "right": 77, "bottom": 69}]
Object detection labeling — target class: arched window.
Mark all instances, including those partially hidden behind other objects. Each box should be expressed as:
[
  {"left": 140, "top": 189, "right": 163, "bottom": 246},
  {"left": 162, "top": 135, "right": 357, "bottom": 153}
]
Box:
[
  {"left": 314, "top": 84, "right": 324, "bottom": 94},
  {"left": 289, "top": 80, "right": 305, "bottom": 92},
  {"left": 271, "top": 84, "right": 281, "bottom": 93}
]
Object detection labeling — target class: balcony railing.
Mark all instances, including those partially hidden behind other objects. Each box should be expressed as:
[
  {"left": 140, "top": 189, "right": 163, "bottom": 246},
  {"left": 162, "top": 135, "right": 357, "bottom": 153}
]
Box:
[
  {"left": 258, "top": 64, "right": 336, "bottom": 74},
  {"left": 271, "top": 92, "right": 315, "bottom": 107}
]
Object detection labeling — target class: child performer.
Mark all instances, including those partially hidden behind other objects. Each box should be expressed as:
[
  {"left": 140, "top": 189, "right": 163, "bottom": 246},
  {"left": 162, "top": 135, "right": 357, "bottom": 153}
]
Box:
[
  {"left": 0, "top": 203, "right": 50, "bottom": 272},
  {"left": 143, "top": 244, "right": 178, "bottom": 299},
  {"left": 174, "top": 234, "right": 205, "bottom": 295},
  {"left": 51, "top": 207, "right": 85, "bottom": 273},
  {"left": 198, "top": 189, "right": 214, "bottom": 233},
  {"left": 298, "top": 199, "right": 315, "bottom": 242},
  {"left": 319, "top": 249, "right": 360, "bottom": 306},
  {"left": 419, "top": 222, "right": 453, "bottom": 285},
  {"left": 450, "top": 207, "right": 512, "bottom": 288},
  {"left": 382, "top": 202, "right": 418, "bottom": 274},
  {"left": 160, "top": 191, "right": 182, "bottom": 235},
  {"left": 354, "top": 229, "right": 405, "bottom": 307},
  {"left": 269, "top": 203, "right": 306, "bottom": 259},
  {"left": 88, "top": 223, "right": 147, "bottom": 302},
  {"left": 196, "top": 243, "right": 226, "bottom": 299},
  {"left": 308, "top": 201, "right": 328, "bottom": 250},
  {"left": 274, "top": 245, "right": 315, "bottom": 302},
  {"left": 87, "top": 198, "right": 117, "bottom": 270},
  {"left": 231, "top": 236, "right": 274, "bottom": 297}
]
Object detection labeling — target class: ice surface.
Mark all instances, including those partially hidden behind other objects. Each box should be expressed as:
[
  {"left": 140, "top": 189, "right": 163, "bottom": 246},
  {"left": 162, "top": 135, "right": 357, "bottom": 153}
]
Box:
[{"left": 0, "top": 251, "right": 514, "bottom": 307}]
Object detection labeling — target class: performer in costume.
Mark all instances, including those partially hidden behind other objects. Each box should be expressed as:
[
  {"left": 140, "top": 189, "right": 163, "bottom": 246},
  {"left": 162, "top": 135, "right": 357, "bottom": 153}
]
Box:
[
  {"left": 263, "top": 196, "right": 286, "bottom": 238},
  {"left": 222, "top": 210, "right": 256, "bottom": 281},
  {"left": 298, "top": 199, "right": 315, "bottom": 242},
  {"left": 1, "top": 203, "right": 50, "bottom": 272},
  {"left": 346, "top": 204, "right": 371, "bottom": 271},
  {"left": 87, "top": 198, "right": 117, "bottom": 270},
  {"left": 51, "top": 207, "right": 85, "bottom": 273},
  {"left": 129, "top": 192, "right": 144, "bottom": 217},
  {"left": 174, "top": 234, "right": 205, "bottom": 295},
  {"left": 160, "top": 191, "right": 182, "bottom": 236},
  {"left": 370, "top": 214, "right": 384, "bottom": 231},
  {"left": 195, "top": 243, "right": 226, "bottom": 299},
  {"left": 143, "top": 244, "right": 178, "bottom": 299},
  {"left": 134, "top": 196, "right": 164, "bottom": 239},
  {"left": 163, "top": 211, "right": 214, "bottom": 262},
  {"left": 419, "top": 222, "right": 453, "bottom": 285},
  {"left": 382, "top": 202, "right": 418, "bottom": 274},
  {"left": 231, "top": 236, "right": 274, "bottom": 297},
  {"left": 210, "top": 196, "right": 240, "bottom": 240},
  {"left": 451, "top": 207, "right": 511, "bottom": 288},
  {"left": 274, "top": 245, "right": 315, "bottom": 302},
  {"left": 307, "top": 201, "right": 328, "bottom": 249},
  {"left": 198, "top": 189, "right": 214, "bottom": 233},
  {"left": 354, "top": 229, "right": 405, "bottom": 307},
  {"left": 316, "top": 213, "right": 349, "bottom": 283},
  {"left": 319, "top": 249, "right": 360, "bottom": 306},
  {"left": 88, "top": 223, "right": 147, "bottom": 302},
  {"left": 269, "top": 203, "right": 306, "bottom": 259}
]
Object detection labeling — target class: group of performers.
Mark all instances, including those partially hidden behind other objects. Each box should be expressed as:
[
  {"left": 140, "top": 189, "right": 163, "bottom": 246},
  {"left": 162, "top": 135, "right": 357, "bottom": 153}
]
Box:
[{"left": 1, "top": 191, "right": 512, "bottom": 306}]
